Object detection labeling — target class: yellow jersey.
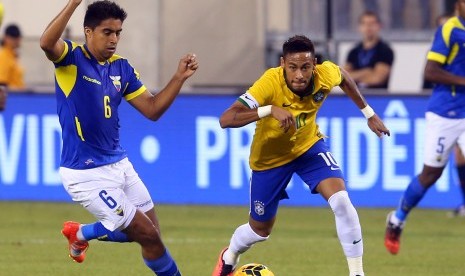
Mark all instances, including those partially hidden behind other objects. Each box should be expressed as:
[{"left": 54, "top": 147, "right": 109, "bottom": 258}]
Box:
[
  {"left": 240, "top": 61, "right": 342, "bottom": 171},
  {"left": 0, "top": 46, "right": 24, "bottom": 89}
]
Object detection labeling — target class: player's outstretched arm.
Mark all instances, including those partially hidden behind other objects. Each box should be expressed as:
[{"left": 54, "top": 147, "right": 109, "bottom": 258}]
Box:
[
  {"left": 339, "top": 67, "right": 390, "bottom": 138},
  {"left": 40, "top": 0, "right": 82, "bottom": 61},
  {"left": 219, "top": 101, "right": 260, "bottom": 128},
  {"left": 129, "top": 53, "right": 199, "bottom": 121}
]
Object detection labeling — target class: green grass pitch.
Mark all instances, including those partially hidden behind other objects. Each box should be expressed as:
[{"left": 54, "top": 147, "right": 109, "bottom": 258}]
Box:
[{"left": 1, "top": 202, "right": 465, "bottom": 275}]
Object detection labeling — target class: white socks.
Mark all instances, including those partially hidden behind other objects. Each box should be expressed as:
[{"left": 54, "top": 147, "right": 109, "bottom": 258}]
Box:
[
  {"left": 223, "top": 191, "right": 364, "bottom": 275},
  {"left": 347, "top": 256, "right": 364, "bottom": 276},
  {"left": 328, "top": 191, "right": 364, "bottom": 275},
  {"left": 223, "top": 223, "right": 268, "bottom": 266}
]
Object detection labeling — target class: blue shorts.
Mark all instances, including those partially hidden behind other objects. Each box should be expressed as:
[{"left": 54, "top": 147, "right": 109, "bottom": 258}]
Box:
[{"left": 249, "top": 139, "right": 345, "bottom": 222}]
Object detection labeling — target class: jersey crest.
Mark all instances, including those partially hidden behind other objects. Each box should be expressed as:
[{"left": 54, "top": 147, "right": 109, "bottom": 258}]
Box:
[
  {"left": 110, "top": 75, "right": 122, "bottom": 92},
  {"left": 313, "top": 89, "right": 325, "bottom": 103}
]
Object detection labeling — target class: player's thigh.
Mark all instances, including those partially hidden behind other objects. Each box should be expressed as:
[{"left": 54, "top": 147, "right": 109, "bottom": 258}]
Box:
[
  {"left": 120, "top": 158, "right": 154, "bottom": 213},
  {"left": 250, "top": 164, "right": 294, "bottom": 222},
  {"left": 295, "top": 139, "right": 345, "bottom": 195},
  {"left": 455, "top": 133, "right": 465, "bottom": 165},
  {"left": 60, "top": 164, "right": 137, "bottom": 231},
  {"left": 423, "top": 112, "right": 465, "bottom": 167}
]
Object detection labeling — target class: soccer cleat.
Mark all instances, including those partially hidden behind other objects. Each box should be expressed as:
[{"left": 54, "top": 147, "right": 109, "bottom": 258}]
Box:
[
  {"left": 212, "top": 247, "right": 235, "bottom": 276},
  {"left": 384, "top": 211, "right": 403, "bottom": 255},
  {"left": 61, "top": 221, "right": 89, "bottom": 263}
]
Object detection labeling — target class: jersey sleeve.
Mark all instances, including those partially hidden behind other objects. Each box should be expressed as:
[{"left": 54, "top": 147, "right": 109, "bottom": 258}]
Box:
[
  {"left": 122, "top": 61, "right": 146, "bottom": 101},
  {"left": 243, "top": 68, "right": 277, "bottom": 107},
  {"left": 54, "top": 40, "right": 75, "bottom": 67},
  {"left": 318, "top": 61, "right": 343, "bottom": 87},
  {"left": 427, "top": 23, "right": 453, "bottom": 64}
]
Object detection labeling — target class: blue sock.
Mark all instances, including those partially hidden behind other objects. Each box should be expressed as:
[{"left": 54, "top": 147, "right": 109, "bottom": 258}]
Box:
[
  {"left": 456, "top": 165, "right": 465, "bottom": 205},
  {"left": 395, "top": 176, "right": 427, "bottom": 221},
  {"left": 144, "top": 249, "right": 181, "bottom": 276},
  {"left": 81, "top": 222, "right": 131, "bottom": 242}
]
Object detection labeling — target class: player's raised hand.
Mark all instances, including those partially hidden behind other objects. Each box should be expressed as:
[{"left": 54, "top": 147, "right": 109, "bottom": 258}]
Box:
[
  {"left": 176, "top": 53, "right": 199, "bottom": 80},
  {"left": 367, "top": 114, "right": 390, "bottom": 138},
  {"left": 271, "top": 106, "right": 296, "bottom": 133}
]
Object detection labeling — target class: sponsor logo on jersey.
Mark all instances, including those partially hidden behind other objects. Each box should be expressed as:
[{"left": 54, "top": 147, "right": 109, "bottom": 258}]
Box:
[
  {"left": 83, "top": 75, "right": 101, "bottom": 85},
  {"left": 135, "top": 200, "right": 153, "bottom": 208},
  {"left": 84, "top": 159, "right": 94, "bottom": 165}
]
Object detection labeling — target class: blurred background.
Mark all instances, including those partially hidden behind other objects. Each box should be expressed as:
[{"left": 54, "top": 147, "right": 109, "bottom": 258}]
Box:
[
  {"left": 0, "top": 0, "right": 455, "bottom": 93},
  {"left": 0, "top": 0, "right": 462, "bottom": 210}
]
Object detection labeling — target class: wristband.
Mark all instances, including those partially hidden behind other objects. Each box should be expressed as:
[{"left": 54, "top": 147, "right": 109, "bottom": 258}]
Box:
[
  {"left": 257, "top": 105, "right": 272, "bottom": 118},
  {"left": 361, "top": 105, "right": 375, "bottom": 119}
]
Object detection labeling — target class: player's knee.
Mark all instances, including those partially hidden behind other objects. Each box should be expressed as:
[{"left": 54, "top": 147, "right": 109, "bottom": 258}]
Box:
[
  {"left": 253, "top": 227, "right": 272, "bottom": 238},
  {"left": 244, "top": 223, "right": 269, "bottom": 243},
  {"left": 419, "top": 169, "right": 443, "bottom": 186},
  {"left": 136, "top": 226, "right": 162, "bottom": 246},
  {"left": 249, "top": 219, "right": 273, "bottom": 237},
  {"left": 328, "top": 190, "right": 355, "bottom": 217},
  {"left": 126, "top": 218, "right": 162, "bottom": 247}
]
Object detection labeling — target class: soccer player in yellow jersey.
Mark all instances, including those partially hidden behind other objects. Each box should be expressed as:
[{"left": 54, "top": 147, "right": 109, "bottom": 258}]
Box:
[{"left": 212, "top": 35, "right": 390, "bottom": 276}]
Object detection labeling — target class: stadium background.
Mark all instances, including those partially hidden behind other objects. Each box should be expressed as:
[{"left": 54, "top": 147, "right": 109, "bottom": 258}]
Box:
[{"left": 0, "top": 0, "right": 461, "bottom": 209}]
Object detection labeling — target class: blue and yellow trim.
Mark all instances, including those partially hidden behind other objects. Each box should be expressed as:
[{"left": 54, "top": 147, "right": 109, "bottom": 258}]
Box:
[{"left": 124, "top": 85, "right": 147, "bottom": 101}]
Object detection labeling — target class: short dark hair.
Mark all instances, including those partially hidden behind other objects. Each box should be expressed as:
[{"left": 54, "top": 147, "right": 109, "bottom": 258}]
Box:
[
  {"left": 84, "top": 1, "right": 127, "bottom": 29},
  {"left": 282, "top": 35, "right": 315, "bottom": 57},
  {"left": 5, "top": 24, "right": 21, "bottom": 38},
  {"left": 358, "top": 10, "right": 381, "bottom": 24}
]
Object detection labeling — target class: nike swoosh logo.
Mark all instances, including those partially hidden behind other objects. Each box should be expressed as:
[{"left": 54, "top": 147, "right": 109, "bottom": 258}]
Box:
[
  {"left": 330, "top": 166, "right": 340, "bottom": 171},
  {"left": 353, "top": 239, "right": 362, "bottom": 244},
  {"left": 282, "top": 103, "right": 292, "bottom": 107}
]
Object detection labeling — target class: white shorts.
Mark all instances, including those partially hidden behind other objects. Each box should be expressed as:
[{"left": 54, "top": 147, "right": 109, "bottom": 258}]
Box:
[
  {"left": 424, "top": 112, "right": 465, "bottom": 167},
  {"left": 60, "top": 158, "right": 154, "bottom": 231}
]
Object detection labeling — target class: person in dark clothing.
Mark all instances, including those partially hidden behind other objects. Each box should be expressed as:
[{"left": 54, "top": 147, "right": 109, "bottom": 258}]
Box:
[{"left": 344, "top": 11, "right": 394, "bottom": 89}]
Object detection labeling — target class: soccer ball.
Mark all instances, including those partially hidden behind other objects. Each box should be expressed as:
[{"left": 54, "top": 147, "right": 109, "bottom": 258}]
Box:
[{"left": 233, "top": 263, "right": 275, "bottom": 276}]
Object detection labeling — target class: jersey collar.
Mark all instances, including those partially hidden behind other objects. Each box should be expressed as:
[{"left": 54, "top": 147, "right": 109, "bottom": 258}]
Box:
[{"left": 83, "top": 44, "right": 108, "bottom": 65}]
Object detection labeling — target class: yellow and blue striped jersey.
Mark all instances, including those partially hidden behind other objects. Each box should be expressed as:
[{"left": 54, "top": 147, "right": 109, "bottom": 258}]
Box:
[
  {"left": 427, "top": 16, "right": 465, "bottom": 118},
  {"left": 239, "top": 61, "right": 342, "bottom": 171},
  {"left": 54, "top": 40, "right": 146, "bottom": 169}
]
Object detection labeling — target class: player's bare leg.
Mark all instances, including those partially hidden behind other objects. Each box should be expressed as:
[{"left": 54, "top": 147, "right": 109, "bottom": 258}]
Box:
[{"left": 124, "top": 209, "right": 180, "bottom": 275}]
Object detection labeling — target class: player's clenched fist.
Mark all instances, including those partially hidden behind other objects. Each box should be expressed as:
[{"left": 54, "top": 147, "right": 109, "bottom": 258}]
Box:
[{"left": 177, "top": 53, "right": 199, "bottom": 80}]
